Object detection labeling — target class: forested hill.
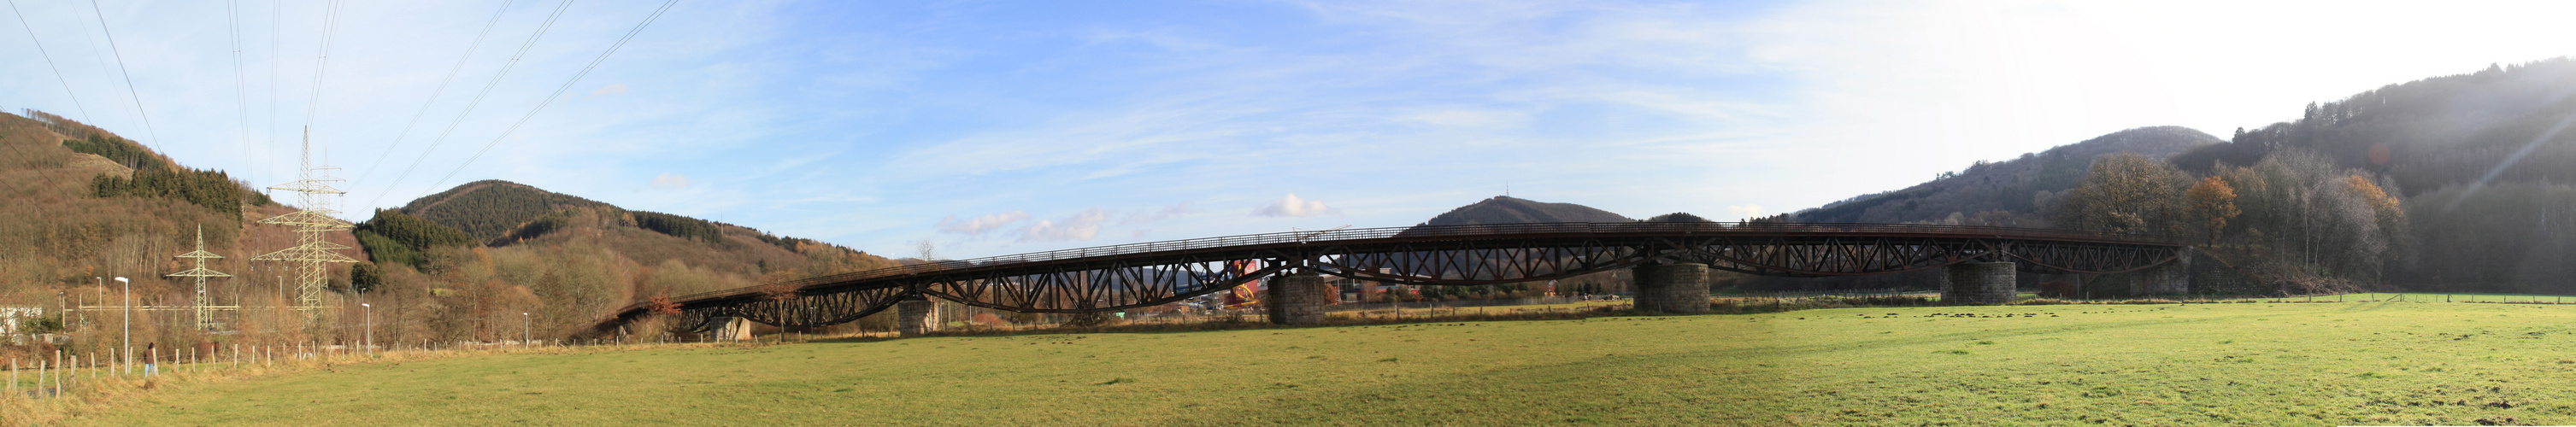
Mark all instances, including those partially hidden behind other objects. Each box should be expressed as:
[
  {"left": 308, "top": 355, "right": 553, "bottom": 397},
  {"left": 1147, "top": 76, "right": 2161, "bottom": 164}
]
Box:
[
  {"left": 377, "top": 180, "right": 899, "bottom": 282},
  {"left": 397, "top": 179, "right": 609, "bottom": 241},
  {"left": 1420, "top": 196, "right": 1632, "bottom": 225},
  {"left": 0, "top": 110, "right": 352, "bottom": 331},
  {"left": 1787, "top": 126, "right": 2220, "bottom": 225},
  {"left": 2170, "top": 57, "right": 2576, "bottom": 194}
]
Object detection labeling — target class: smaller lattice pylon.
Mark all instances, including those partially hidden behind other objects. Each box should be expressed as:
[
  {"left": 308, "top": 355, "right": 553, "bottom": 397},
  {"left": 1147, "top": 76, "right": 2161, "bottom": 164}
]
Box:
[{"left": 167, "top": 225, "right": 233, "bottom": 330}]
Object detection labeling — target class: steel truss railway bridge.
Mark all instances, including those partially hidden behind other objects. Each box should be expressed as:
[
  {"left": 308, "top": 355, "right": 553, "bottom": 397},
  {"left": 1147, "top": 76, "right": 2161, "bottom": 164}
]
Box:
[{"left": 594, "top": 222, "right": 2184, "bottom": 337}]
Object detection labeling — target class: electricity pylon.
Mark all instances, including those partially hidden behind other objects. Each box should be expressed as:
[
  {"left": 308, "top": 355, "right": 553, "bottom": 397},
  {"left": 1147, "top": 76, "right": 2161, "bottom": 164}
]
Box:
[
  {"left": 253, "top": 129, "right": 357, "bottom": 316},
  {"left": 166, "top": 225, "right": 232, "bottom": 330}
]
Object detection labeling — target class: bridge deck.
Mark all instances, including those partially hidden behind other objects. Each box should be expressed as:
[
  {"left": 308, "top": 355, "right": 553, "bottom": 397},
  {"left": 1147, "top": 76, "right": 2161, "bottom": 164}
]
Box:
[{"left": 603, "top": 222, "right": 2180, "bottom": 331}]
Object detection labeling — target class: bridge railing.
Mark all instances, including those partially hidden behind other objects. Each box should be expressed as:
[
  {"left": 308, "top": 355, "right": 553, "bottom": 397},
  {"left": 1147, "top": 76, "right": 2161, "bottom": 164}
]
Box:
[{"left": 656, "top": 222, "right": 2171, "bottom": 306}]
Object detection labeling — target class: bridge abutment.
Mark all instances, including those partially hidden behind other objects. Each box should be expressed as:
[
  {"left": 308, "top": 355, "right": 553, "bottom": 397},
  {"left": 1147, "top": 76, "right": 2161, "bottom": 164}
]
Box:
[
  {"left": 713, "top": 317, "right": 754, "bottom": 341},
  {"left": 1632, "top": 262, "right": 1711, "bottom": 313},
  {"left": 1940, "top": 261, "right": 2018, "bottom": 304},
  {"left": 1267, "top": 272, "right": 1332, "bottom": 325},
  {"left": 897, "top": 296, "right": 940, "bottom": 336}
]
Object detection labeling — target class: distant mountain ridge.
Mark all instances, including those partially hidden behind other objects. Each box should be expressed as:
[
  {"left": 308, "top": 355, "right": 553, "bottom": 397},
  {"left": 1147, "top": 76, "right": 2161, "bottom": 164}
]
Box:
[
  {"left": 1420, "top": 196, "right": 1633, "bottom": 225},
  {"left": 1786, "top": 126, "right": 2220, "bottom": 225}
]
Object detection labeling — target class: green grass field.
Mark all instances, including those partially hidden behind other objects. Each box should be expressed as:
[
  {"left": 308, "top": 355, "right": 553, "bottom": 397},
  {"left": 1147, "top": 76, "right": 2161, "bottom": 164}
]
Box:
[{"left": 62, "top": 301, "right": 2576, "bottom": 425}]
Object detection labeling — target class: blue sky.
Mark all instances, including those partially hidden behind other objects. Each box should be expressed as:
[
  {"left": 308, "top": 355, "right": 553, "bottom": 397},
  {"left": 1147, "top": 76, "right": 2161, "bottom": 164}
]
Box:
[{"left": 3, "top": 0, "right": 2572, "bottom": 259}]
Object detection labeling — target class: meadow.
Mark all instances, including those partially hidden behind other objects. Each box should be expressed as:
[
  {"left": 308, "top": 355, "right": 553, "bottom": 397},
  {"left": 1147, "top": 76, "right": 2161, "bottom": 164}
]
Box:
[{"left": 40, "top": 299, "right": 2576, "bottom": 425}]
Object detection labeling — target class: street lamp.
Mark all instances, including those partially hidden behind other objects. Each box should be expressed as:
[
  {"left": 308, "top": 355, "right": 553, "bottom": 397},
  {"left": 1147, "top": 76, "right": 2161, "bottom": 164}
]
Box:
[
  {"left": 115, "top": 277, "right": 129, "bottom": 374},
  {"left": 361, "top": 303, "right": 373, "bottom": 355}
]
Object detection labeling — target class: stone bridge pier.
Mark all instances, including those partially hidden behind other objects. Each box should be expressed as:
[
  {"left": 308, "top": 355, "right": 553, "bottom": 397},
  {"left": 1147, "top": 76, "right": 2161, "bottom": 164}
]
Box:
[
  {"left": 1267, "top": 272, "right": 1332, "bottom": 325},
  {"left": 1940, "top": 261, "right": 2017, "bottom": 304},
  {"left": 1632, "top": 262, "right": 1712, "bottom": 313},
  {"left": 713, "top": 317, "right": 754, "bottom": 341},
  {"left": 897, "top": 295, "right": 941, "bottom": 336}
]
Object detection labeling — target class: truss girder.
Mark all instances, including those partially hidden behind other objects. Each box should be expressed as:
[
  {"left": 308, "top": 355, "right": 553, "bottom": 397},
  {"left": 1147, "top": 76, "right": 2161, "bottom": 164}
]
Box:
[
  {"left": 1311, "top": 238, "right": 1641, "bottom": 285},
  {"left": 601, "top": 223, "right": 2185, "bottom": 334},
  {"left": 678, "top": 286, "right": 911, "bottom": 330}
]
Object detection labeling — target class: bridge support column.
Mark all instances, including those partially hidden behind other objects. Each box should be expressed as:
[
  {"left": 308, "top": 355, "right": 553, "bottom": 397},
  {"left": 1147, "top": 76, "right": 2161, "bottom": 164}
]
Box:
[
  {"left": 2127, "top": 258, "right": 2191, "bottom": 296},
  {"left": 1941, "top": 261, "right": 2017, "bottom": 305},
  {"left": 1267, "top": 272, "right": 1331, "bottom": 325},
  {"left": 1632, "top": 262, "right": 1711, "bottom": 313},
  {"left": 714, "top": 317, "right": 755, "bottom": 341},
  {"left": 897, "top": 296, "right": 940, "bottom": 336}
]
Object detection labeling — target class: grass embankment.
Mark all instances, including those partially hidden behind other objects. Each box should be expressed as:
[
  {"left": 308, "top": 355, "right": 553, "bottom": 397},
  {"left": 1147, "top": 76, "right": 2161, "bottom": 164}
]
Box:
[{"left": 62, "top": 301, "right": 2576, "bottom": 425}]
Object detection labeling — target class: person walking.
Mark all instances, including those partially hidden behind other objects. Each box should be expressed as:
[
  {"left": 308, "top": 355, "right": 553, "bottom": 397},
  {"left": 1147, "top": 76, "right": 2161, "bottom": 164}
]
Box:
[{"left": 144, "top": 342, "right": 157, "bottom": 377}]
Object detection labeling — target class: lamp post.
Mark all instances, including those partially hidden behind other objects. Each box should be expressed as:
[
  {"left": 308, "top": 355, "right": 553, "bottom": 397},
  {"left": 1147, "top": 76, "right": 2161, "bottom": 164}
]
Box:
[
  {"left": 115, "top": 277, "right": 129, "bottom": 374},
  {"left": 361, "top": 303, "right": 373, "bottom": 355}
]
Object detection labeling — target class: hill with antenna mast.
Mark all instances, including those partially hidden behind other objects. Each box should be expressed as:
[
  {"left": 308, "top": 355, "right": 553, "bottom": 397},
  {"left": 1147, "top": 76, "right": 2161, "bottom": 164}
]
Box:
[{"left": 1418, "top": 196, "right": 1634, "bottom": 225}]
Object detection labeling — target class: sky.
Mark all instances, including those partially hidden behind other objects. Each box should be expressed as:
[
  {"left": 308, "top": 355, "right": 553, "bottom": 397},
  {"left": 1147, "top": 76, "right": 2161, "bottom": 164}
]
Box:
[{"left": 0, "top": 0, "right": 2571, "bottom": 260}]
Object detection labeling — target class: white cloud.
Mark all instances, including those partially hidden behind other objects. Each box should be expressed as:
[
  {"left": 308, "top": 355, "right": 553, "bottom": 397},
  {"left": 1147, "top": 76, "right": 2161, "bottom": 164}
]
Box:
[
  {"left": 1400, "top": 109, "right": 1527, "bottom": 128},
  {"left": 1020, "top": 208, "right": 1109, "bottom": 243},
  {"left": 1253, "top": 194, "right": 1338, "bottom": 218},
  {"left": 648, "top": 173, "right": 691, "bottom": 190},
  {"left": 1726, "top": 204, "right": 1764, "bottom": 221},
  {"left": 937, "top": 211, "right": 1029, "bottom": 235},
  {"left": 1120, "top": 202, "right": 1195, "bottom": 225},
  {"left": 589, "top": 83, "right": 629, "bottom": 98}
]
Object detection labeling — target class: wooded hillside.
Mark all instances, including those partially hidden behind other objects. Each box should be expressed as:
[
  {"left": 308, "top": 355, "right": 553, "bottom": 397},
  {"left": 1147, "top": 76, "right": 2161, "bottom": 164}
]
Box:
[{"left": 1785, "top": 126, "right": 2218, "bottom": 225}]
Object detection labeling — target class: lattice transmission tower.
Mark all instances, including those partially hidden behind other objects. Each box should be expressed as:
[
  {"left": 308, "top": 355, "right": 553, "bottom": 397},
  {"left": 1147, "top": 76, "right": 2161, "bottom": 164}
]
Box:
[
  {"left": 166, "top": 225, "right": 234, "bottom": 330},
  {"left": 253, "top": 129, "right": 358, "bottom": 313}
]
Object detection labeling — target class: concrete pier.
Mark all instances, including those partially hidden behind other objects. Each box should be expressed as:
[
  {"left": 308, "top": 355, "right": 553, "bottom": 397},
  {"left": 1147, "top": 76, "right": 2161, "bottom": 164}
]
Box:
[
  {"left": 897, "top": 296, "right": 940, "bottom": 336},
  {"left": 713, "top": 317, "right": 754, "bottom": 341},
  {"left": 1940, "top": 261, "right": 2018, "bottom": 304},
  {"left": 1267, "top": 272, "right": 1332, "bottom": 325},
  {"left": 1632, "top": 262, "right": 1712, "bottom": 313}
]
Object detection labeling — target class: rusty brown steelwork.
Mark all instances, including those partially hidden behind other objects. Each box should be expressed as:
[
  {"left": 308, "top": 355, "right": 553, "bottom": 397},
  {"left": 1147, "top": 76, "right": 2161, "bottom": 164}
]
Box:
[{"left": 603, "top": 222, "right": 2182, "bottom": 333}]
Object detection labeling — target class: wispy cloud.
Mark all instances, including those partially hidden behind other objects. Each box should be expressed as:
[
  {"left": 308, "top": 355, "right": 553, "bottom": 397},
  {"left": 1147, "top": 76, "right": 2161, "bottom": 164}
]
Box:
[
  {"left": 1120, "top": 202, "right": 1194, "bottom": 225},
  {"left": 1020, "top": 208, "right": 1109, "bottom": 243},
  {"left": 937, "top": 211, "right": 1029, "bottom": 236},
  {"left": 1253, "top": 194, "right": 1338, "bottom": 218},
  {"left": 648, "top": 173, "right": 691, "bottom": 190},
  {"left": 588, "top": 83, "right": 629, "bottom": 98}
]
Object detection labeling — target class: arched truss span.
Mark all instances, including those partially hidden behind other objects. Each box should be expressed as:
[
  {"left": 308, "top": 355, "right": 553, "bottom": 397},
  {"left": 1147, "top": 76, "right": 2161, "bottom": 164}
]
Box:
[{"left": 597, "top": 222, "right": 2184, "bottom": 334}]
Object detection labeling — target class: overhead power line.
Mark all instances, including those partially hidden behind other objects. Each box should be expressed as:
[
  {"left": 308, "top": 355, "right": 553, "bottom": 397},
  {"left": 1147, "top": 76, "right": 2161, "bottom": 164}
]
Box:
[
  {"left": 365, "top": 0, "right": 578, "bottom": 208},
  {"left": 87, "top": 0, "right": 166, "bottom": 153},
  {"left": 5, "top": 0, "right": 93, "bottom": 124},
  {"left": 299, "top": 0, "right": 342, "bottom": 129},
  {"left": 229, "top": 0, "right": 253, "bottom": 182},
  {"left": 350, "top": 0, "right": 517, "bottom": 186},
  {"left": 267, "top": 0, "right": 279, "bottom": 191},
  {"left": 421, "top": 0, "right": 684, "bottom": 196}
]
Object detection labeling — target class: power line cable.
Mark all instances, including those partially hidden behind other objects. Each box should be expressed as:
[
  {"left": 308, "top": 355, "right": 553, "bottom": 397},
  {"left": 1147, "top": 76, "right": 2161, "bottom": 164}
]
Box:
[
  {"left": 0, "top": 0, "right": 83, "bottom": 195},
  {"left": 350, "top": 0, "right": 515, "bottom": 186},
  {"left": 56, "top": 0, "right": 116, "bottom": 120},
  {"left": 420, "top": 0, "right": 681, "bottom": 198},
  {"left": 5, "top": 0, "right": 94, "bottom": 124},
  {"left": 86, "top": 0, "right": 167, "bottom": 153},
  {"left": 297, "top": 0, "right": 341, "bottom": 130},
  {"left": 228, "top": 0, "right": 253, "bottom": 182},
  {"left": 262, "top": 0, "right": 277, "bottom": 188},
  {"left": 365, "top": 0, "right": 576, "bottom": 208}
]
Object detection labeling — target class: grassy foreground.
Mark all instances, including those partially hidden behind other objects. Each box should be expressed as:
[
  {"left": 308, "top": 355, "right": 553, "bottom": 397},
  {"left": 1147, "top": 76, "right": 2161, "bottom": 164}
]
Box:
[{"left": 65, "top": 301, "right": 2576, "bottom": 425}]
